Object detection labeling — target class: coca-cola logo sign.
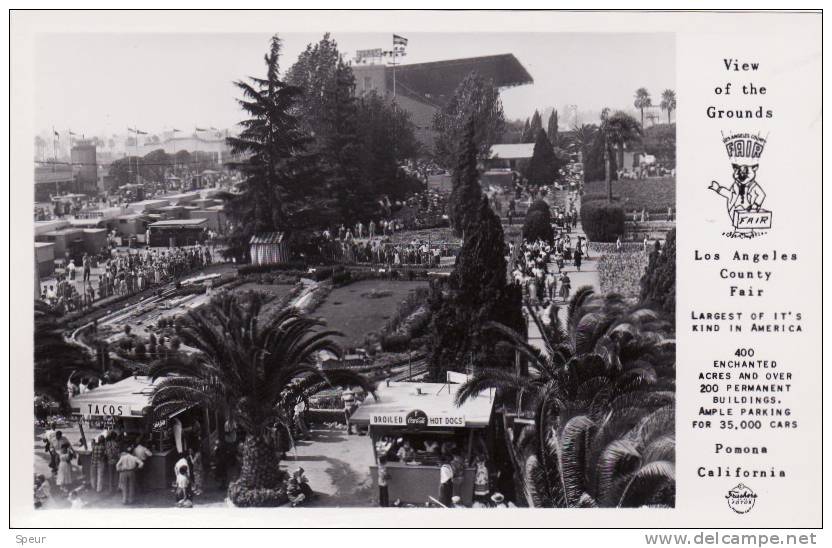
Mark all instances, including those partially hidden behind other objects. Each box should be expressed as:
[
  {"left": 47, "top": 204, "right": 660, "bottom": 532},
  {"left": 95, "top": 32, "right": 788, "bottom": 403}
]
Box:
[{"left": 405, "top": 409, "right": 428, "bottom": 429}]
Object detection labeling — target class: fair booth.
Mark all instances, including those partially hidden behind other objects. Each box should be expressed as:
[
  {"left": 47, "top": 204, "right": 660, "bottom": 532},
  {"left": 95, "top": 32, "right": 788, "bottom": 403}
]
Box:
[
  {"left": 350, "top": 381, "right": 495, "bottom": 506},
  {"left": 69, "top": 376, "right": 213, "bottom": 490}
]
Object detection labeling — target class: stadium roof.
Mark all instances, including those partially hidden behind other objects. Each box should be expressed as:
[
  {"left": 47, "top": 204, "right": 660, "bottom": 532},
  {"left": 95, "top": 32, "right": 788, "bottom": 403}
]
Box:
[{"left": 387, "top": 53, "right": 533, "bottom": 108}]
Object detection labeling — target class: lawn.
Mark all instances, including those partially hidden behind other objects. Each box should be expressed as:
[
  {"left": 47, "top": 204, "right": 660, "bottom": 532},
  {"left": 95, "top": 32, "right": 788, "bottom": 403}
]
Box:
[
  {"left": 312, "top": 280, "right": 429, "bottom": 349},
  {"left": 583, "top": 177, "right": 675, "bottom": 214}
]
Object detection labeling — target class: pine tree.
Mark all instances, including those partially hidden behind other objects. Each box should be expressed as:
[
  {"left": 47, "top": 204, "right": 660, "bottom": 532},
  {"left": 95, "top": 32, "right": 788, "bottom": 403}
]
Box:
[
  {"left": 448, "top": 117, "right": 484, "bottom": 237},
  {"left": 525, "top": 129, "right": 558, "bottom": 187},
  {"left": 224, "top": 35, "right": 321, "bottom": 261},
  {"left": 547, "top": 109, "right": 559, "bottom": 146}
]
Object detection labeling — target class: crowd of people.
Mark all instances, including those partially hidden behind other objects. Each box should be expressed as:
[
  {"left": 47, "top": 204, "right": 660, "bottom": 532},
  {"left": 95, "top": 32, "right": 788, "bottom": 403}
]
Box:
[
  {"left": 374, "top": 435, "right": 511, "bottom": 509},
  {"left": 322, "top": 238, "right": 457, "bottom": 267},
  {"left": 39, "top": 246, "right": 215, "bottom": 314},
  {"left": 510, "top": 232, "right": 588, "bottom": 306},
  {"left": 36, "top": 417, "right": 215, "bottom": 509}
]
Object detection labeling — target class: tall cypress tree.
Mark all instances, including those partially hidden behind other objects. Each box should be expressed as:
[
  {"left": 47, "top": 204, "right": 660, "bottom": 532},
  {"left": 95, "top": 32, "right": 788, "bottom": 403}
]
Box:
[
  {"left": 523, "top": 110, "right": 543, "bottom": 142},
  {"left": 547, "top": 109, "right": 559, "bottom": 146},
  {"left": 525, "top": 129, "right": 558, "bottom": 186},
  {"left": 448, "top": 116, "right": 484, "bottom": 238},
  {"left": 429, "top": 195, "right": 523, "bottom": 379},
  {"left": 430, "top": 119, "right": 523, "bottom": 379}
]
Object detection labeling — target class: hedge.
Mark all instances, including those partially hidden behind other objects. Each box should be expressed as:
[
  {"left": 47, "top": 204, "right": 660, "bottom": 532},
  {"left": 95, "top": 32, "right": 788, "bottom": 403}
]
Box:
[
  {"left": 522, "top": 210, "right": 554, "bottom": 243},
  {"left": 580, "top": 202, "right": 626, "bottom": 242},
  {"left": 237, "top": 260, "right": 308, "bottom": 276}
]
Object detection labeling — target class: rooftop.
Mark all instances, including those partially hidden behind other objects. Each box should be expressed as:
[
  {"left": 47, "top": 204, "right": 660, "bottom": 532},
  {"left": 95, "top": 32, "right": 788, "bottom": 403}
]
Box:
[
  {"left": 69, "top": 376, "right": 160, "bottom": 417},
  {"left": 150, "top": 218, "right": 207, "bottom": 227},
  {"left": 350, "top": 381, "right": 494, "bottom": 429},
  {"left": 380, "top": 53, "right": 533, "bottom": 108}
]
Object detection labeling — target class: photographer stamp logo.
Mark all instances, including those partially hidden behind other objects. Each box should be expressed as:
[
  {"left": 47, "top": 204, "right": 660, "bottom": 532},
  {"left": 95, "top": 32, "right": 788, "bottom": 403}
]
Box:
[
  {"left": 725, "top": 483, "right": 758, "bottom": 514},
  {"left": 708, "top": 132, "right": 772, "bottom": 239}
]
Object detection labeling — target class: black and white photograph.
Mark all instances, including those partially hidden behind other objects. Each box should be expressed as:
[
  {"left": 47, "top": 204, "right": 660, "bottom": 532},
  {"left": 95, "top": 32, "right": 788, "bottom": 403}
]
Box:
[
  {"left": 25, "top": 25, "right": 677, "bottom": 513},
  {"left": 12, "top": 8, "right": 822, "bottom": 535}
]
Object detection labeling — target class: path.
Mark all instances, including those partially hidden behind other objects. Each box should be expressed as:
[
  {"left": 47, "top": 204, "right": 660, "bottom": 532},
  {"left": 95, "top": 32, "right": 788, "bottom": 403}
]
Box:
[{"left": 509, "top": 188, "right": 602, "bottom": 356}]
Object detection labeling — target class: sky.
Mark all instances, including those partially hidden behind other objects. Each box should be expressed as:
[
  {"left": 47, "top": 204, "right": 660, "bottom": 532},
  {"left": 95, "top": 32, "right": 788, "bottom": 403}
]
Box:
[{"left": 34, "top": 32, "right": 674, "bottom": 139}]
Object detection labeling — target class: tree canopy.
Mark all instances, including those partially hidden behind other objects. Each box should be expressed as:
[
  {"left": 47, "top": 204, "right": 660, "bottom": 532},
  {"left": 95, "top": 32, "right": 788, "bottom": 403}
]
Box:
[
  {"left": 432, "top": 71, "right": 505, "bottom": 168},
  {"left": 547, "top": 109, "right": 559, "bottom": 146},
  {"left": 448, "top": 117, "right": 484, "bottom": 237},
  {"left": 223, "top": 35, "right": 323, "bottom": 260}
]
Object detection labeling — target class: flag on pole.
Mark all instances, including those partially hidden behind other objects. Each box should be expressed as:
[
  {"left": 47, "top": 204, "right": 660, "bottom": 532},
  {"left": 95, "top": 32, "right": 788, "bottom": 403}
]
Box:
[
  {"left": 135, "top": 129, "right": 148, "bottom": 135},
  {"left": 53, "top": 129, "right": 59, "bottom": 139},
  {"left": 68, "top": 130, "right": 77, "bottom": 137},
  {"left": 195, "top": 127, "right": 208, "bottom": 132},
  {"left": 172, "top": 128, "right": 181, "bottom": 133},
  {"left": 393, "top": 34, "right": 408, "bottom": 46}
]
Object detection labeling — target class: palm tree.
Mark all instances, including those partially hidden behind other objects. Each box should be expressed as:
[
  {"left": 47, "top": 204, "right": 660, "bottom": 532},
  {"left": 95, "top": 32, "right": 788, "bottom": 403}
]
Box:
[
  {"left": 600, "top": 110, "right": 643, "bottom": 201},
  {"left": 633, "top": 87, "right": 652, "bottom": 127},
  {"left": 34, "top": 300, "right": 102, "bottom": 408},
  {"left": 568, "top": 122, "right": 597, "bottom": 167},
  {"left": 455, "top": 288, "right": 675, "bottom": 507},
  {"left": 149, "top": 292, "right": 375, "bottom": 506},
  {"left": 660, "top": 89, "right": 677, "bottom": 124}
]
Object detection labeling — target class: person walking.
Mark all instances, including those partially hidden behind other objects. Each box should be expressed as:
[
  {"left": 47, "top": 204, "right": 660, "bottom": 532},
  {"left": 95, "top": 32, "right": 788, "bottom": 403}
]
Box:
[
  {"left": 116, "top": 447, "right": 144, "bottom": 504},
  {"left": 559, "top": 272, "right": 572, "bottom": 302},
  {"left": 342, "top": 388, "right": 355, "bottom": 435},
  {"left": 293, "top": 398, "right": 311, "bottom": 440},
  {"left": 473, "top": 454, "right": 490, "bottom": 499},
  {"left": 573, "top": 248, "right": 583, "bottom": 271},
  {"left": 377, "top": 455, "right": 391, "bottom": 507},
  {"left": 438, "top": 461, "right": 454, "bottom": 507},
  {"left": 104, "top": 432, "right": 121, "bottom": 494},
  {"left": 90, "top": 435, "right": 106, "bottom": 492},
  {"left": 56, "top": 445, "right": 74, "bottom": 493}
]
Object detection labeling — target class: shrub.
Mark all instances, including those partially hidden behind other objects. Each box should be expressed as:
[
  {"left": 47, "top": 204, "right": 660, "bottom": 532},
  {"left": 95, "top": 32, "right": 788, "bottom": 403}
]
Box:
[
  {"left": 522, "top": 210, "right": 554, "bottom": 243},
  {"left": 237, "top": 260, "right": 308, "bottom": 276},
  {"left": 313, "top": 267, "right": 333, "bottom": 282},
  {"left": 580, "top": 202, "right": 625, "bottom": 242},
  {"left": 527, "top": 199, "right": 551, "bottom": 217},
  {"left": 227, "top": 480, "right": 289, "bottom": 507},
  {"left": 640, "top": 228, "right": 676, "bottom": 318},
  {"left": 134, "top": 342, "right": 147, "bottom": 359},
  {"left": 381, "top": 333, "right": 412, "bottom": 352},
  {"left": 332, "top": 270, "right": 352, "bottom": 286}
]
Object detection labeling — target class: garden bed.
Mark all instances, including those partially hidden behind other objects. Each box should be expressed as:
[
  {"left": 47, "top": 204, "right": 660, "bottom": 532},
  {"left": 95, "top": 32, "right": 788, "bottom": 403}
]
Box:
[
  {"left": 311, "top": 280, "right": 429, "bottom": 349},
  {"left": 597, "top": 251, "right": 649, "bottom": 298}
]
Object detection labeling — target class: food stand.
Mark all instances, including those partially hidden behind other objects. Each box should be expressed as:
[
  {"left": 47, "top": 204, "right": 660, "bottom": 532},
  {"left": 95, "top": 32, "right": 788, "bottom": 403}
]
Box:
[
  {"left": 350, "top": 381, "right": 495, "bottom": 506},
  {"left": 69, "top": 376, "right": 214, "bottom": 490}
]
